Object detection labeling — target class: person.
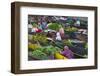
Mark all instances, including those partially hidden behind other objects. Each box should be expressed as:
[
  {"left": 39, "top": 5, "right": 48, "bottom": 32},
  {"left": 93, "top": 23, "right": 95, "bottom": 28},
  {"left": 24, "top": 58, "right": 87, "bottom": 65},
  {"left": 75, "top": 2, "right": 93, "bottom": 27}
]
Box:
[
  {"left": 56, "top": 31, "right": 62, "bottom": 41},
  {"left": 59, "top": 27, "right": 64, "bottom": 39},
  {"left": 61, "top": 46, "right": 74, "bottom": 59},
  {"left": 75, "top": 18, "right": 80, "bottom": 26},
  {"left": 31, "top": 26, "right": 38, "bottom": 33},
  {"left": 28, "top": 24, "right": 33, "bottom": 33},
  {"left": 38, "top": 22, "right": 42, "bottom": 30},
  {"left": 41, "top": 17, "right": 48, "bottom": 30}
]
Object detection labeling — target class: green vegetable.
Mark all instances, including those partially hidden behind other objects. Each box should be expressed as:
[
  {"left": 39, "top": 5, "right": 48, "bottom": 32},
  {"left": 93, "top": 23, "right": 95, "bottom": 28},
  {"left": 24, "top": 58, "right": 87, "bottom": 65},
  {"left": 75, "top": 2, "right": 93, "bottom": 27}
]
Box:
[
  {"left": 63, "top": 39, "right": 73, "bottom": 47},
  {"left": 32, "top": 22, "right": 38, "bottom": 27},
  {"left": 48, "top": 23, "right": 62, "bottom": 31},
  {"left": 41, "top": 45, "right": 60, "bottom": 55},
  {"left": 28, "top": 43, "right": 41, "bottom": 50},
  {"left": 65, "top": 27, "right": 78, "bottom": 32},
  {"left": 32, "top": 34, "right": 47, "bottom": 43},
  {"left": 54, "top": 41, "right": 64, "bottom": 49},
  {"left": 32, "top": 50, "right": 49, "bottom": 60},
  {"left": 31, "top": 45, "right": 61, "bottom": 60}
]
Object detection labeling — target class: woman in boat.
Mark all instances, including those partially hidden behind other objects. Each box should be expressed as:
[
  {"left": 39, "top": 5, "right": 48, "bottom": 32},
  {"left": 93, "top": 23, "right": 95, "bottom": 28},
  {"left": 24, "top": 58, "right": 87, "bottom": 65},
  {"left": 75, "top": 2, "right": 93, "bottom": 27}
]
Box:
[{"left": 61, "top": 46, "right": 74, "bottom": 59}]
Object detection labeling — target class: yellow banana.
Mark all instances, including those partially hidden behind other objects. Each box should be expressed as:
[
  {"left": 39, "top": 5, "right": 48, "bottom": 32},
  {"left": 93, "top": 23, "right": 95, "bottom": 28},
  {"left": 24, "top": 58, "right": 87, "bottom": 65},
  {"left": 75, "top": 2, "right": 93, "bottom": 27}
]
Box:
[{"left": 54, "top": 52, "right": 68, "bottom": 59}]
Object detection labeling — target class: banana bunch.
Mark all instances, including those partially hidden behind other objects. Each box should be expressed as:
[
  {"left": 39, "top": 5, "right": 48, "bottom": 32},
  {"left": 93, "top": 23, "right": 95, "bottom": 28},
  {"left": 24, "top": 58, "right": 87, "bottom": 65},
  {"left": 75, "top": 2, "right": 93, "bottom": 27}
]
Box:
[{"left": 54, "top": 52, "right": 68, "bottom": 59}]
